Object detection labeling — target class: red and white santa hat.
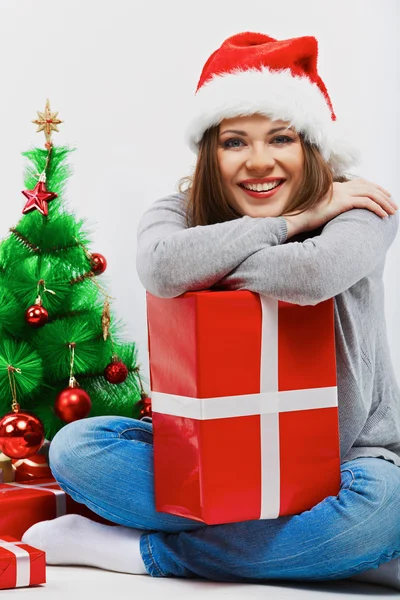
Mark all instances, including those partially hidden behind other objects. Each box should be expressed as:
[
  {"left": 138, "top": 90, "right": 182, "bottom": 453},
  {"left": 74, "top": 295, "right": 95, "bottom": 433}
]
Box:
[{"left": 185, "top": 32, "right": 359, "bottom": 176}]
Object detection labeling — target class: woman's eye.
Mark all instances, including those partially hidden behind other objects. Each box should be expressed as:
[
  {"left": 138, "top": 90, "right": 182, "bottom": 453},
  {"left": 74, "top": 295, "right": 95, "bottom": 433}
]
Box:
[
  {"left": 222, "top": 138, "right": 245, "bottom": 148},
  {"left": 271, "top": 136, "right": 293, "bottom": 144}
]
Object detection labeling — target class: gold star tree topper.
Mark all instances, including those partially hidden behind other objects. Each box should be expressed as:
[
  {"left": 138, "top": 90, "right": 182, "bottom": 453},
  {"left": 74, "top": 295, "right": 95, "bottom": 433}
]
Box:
[{"left": 32, "top": 99, "right": 63, "bottom": 147}]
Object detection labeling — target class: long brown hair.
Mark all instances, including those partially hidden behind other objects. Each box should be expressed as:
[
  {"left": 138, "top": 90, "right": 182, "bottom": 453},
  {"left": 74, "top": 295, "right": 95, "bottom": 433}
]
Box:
[{"left": 179, "top": 125, "right": 348, "bottom": 227}]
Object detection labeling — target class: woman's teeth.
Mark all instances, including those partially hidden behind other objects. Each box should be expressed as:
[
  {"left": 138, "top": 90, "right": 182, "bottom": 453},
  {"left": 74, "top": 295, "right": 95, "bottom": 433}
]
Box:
[{"left": 241, "top": 180, "right": 282, "bottom": 192}]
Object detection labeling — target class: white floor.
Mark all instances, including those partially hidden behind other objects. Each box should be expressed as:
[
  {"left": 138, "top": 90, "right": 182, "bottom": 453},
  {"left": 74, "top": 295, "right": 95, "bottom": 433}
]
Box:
[{"left": 1, "top": 566, "right": 397, "bottom": 599}]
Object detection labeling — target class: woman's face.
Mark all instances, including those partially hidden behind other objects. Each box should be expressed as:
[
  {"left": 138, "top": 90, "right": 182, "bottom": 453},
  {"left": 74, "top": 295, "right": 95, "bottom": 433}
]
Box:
[{"left": 217, "top": 114, "right": 305, "bottom": 218}]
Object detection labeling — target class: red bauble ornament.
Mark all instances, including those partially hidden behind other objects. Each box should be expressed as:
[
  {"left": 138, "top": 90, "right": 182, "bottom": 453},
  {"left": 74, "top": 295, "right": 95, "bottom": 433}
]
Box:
[
  {"left": 54, "top": 385, "right": 92, "bottom": 423},
  {"left": 12, "top": 452, "right": 52, "bottom": 481},
  {"left": 0, "top": 410, "right": 45, "bottom": 459},
  {"left": 91, "top": 253, "right": 107, "bottom": 275},
  {"left": 22, "top": 180, "right": 58, "bottom": 216},
  {"left": 25, "top": 303, "right": 49, "bottom": 328},
  {"left": 104, "top": 358, "right": 129, "bottom": 384},
  {"left": 139, "top": 395, "right": 152, "bottom": 419}
]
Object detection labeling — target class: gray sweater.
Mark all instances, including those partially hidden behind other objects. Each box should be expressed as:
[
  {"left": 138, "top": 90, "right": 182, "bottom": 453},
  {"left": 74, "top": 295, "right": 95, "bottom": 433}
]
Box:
[{"left": 136, "top": 192, "right": 400, "bottom": 467}]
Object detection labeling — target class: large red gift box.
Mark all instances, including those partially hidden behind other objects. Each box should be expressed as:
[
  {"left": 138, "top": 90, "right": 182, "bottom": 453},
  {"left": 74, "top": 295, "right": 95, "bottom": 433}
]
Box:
[
  {"left": 147, "top": 290, "right": 341, "bottom": 525},
  {"left": 0, "top": 535, "right": 45, "bottom": 589},
  {"left": 0, "top": 477, "right": 112, "bottom": 539}
]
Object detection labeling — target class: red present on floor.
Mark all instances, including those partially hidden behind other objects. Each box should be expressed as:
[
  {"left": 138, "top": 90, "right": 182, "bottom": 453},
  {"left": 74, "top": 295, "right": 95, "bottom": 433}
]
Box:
[
  {"left": 0, "top": 478, "right": 113, "bottom": 539},
  {"left": 147, "top": 290, "right": 341, "bottom": 525},
  {"left": 0, "top": 535, "right": 45, "bottom": 590},
  {"left": 12, "top": 452, "right": 52, "bottom": 482}
]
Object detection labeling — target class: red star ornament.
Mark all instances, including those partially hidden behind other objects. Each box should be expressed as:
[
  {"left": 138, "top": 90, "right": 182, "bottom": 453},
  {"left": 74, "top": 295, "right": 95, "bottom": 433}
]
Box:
[{"left": 22, "top": 181, "right": 58, "bottom": 216}]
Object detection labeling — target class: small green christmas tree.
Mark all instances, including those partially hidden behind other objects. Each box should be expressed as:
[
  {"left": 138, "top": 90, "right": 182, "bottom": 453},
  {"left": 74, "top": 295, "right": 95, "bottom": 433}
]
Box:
[{"left": 0, "top": 100, "right": 148, "bottom": 449}]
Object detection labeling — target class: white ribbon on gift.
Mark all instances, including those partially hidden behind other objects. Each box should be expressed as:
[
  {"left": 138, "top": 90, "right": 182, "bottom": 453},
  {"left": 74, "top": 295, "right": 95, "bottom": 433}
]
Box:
[
  {"left": 1, "top": 481, "right": 67, "bottom": 517},
  {"left": 0, "top": 539, "right": 31, "bottom": 587},
  {"left": 152, "top": 295, "right": 338, "bottom": 519},
  {"left": 12, "top": 457, "right": 44, "bottom": 469}
]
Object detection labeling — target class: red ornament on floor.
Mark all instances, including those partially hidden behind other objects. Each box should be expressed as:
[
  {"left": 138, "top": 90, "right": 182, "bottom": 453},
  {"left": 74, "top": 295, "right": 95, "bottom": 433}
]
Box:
[
  {"left": 54, "top": 385, "right": 91, "bottom": 423},
  {"left": 25, "top": 303, "right": 49, "bottom": 328},
  {"left": 104, "top": 358, "right": 129, "bottom": 384},
  {"left": 91, "top": 253, "right": 107, "bottom": 275},
  {"left": 0, "top": 410, "right": 45, "bottom": 459},
  {"left": 139, "top": 395, "right": 152, "bottom": 419}
]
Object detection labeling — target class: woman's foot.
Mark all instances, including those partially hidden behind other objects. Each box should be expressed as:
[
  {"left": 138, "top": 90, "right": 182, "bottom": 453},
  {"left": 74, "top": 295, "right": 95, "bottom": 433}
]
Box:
[{"left": 22, "top": 514, "right": 147, "bottom": 574}]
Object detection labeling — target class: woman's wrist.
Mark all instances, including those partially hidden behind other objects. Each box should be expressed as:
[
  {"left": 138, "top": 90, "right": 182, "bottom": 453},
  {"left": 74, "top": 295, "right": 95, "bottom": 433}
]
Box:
[{"left": 283, "top": 214, "right": 308, "bottom": 239}]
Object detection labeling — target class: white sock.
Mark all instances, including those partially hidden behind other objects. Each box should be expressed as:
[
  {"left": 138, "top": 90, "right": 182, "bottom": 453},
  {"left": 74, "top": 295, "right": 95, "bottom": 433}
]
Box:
[{"left": 21, "top": 514, "right": 147, "bottom": 575}]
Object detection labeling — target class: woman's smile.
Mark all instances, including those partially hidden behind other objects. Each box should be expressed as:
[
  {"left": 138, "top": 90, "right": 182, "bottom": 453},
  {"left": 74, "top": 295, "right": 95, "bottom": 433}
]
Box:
[{"left": 238, "top": 178, "right": 286, "bottom": 198}]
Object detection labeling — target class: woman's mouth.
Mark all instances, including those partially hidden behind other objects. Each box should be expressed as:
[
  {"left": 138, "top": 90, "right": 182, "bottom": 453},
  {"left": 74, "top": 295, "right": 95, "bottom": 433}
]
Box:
[{"left": 238, "top": 179, "right": 285, "bottom": 199}]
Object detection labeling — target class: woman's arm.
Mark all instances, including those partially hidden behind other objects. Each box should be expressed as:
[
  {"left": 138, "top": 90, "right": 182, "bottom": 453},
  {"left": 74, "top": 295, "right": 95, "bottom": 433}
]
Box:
[
  {"left": 212, "top": 208, "right": 399, "bottom": 305},
  {"left": 136, "top": 193, "right": 288, "bottom": 298}
]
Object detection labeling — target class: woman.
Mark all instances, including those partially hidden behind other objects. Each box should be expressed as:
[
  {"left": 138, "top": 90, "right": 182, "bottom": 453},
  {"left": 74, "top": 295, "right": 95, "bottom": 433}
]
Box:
[{"left": 23, "top": 32, "right": 400, "bottom": 590}]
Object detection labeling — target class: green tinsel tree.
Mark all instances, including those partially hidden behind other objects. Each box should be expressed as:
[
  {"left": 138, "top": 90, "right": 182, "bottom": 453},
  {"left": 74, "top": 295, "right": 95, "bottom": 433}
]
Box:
[{"left": 0, "top": 100, "right": 147, "bottom": 444}]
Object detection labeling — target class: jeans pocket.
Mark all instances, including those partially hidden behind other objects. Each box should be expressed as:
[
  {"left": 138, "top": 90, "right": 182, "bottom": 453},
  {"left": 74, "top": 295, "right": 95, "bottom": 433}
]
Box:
[
  {"left": 340, "top": 467, "right": 355, "bottom": 491},
  {"left": 118, "top": 426, "right": 153, "bottom": 445}
]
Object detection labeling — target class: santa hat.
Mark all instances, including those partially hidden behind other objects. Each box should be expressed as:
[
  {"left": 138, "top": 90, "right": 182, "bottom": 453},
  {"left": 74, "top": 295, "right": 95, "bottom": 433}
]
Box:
[{"left": 185, "top": 32, "right": 359, "bottom": 176}]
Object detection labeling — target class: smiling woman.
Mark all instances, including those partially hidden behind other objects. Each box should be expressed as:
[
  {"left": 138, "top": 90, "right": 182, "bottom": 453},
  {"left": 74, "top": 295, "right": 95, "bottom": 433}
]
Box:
[
  {"left": 181, "top": 114, "right": 350, "bottom": 226},
  {"left": 23, "top": 30, "right": 400, "bottom": 592},
  {"left": 218, "top": 116, "right": 305, "bottom": 217}
]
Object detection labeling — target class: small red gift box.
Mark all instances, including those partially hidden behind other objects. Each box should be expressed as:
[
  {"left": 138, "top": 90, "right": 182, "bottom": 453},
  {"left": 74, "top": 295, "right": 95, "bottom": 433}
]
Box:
[
  {"left": 0, "top": 478, "right": 112, "bottom": 539},
  {"left": 12, "top": 453, "right": 52, "bottom": 482},
  {"left": 0, "top": 535, "right": 45, "bottom": 589},
  {"left": 147, "top": 290, "right": 341, "bottom": 525}
]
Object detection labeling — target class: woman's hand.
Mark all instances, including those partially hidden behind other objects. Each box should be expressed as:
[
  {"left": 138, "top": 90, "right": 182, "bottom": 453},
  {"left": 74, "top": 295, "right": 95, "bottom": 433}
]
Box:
[{"left": 284, "top": 179, "right": 397, "bottom": 236}]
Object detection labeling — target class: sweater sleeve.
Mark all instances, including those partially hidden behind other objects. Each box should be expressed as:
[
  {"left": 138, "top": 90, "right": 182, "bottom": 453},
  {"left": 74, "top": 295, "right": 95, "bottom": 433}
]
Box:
[
  {"left": 136, "top": 193, "right": 288, "bottom": 298},
  {"left": 212, "top": 208, "right": 399, "bottom": 305}
]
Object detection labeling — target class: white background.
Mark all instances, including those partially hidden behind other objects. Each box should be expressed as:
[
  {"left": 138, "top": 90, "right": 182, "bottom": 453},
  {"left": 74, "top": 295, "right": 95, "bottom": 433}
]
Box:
[{"left": 0, "top": 0, "right": 398, "bottom": 390}]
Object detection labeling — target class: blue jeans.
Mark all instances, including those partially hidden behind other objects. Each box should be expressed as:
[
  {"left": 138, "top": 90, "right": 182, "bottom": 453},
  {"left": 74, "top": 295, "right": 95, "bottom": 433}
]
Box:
[{"left": 49, "top": 415, "right": 400, "bottom": 582}]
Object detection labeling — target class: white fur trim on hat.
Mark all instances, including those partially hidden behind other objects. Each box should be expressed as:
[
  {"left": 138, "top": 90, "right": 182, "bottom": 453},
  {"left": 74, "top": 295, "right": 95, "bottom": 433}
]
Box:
[{"left": 185, "top": 67, "right": 359, "bottom": 176}]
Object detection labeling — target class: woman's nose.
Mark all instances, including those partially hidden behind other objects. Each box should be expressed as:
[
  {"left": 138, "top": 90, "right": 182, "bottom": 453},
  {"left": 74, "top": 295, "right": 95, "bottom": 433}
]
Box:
[{"left": 246, "top": 146, "right": 275, "bottom": 172}]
